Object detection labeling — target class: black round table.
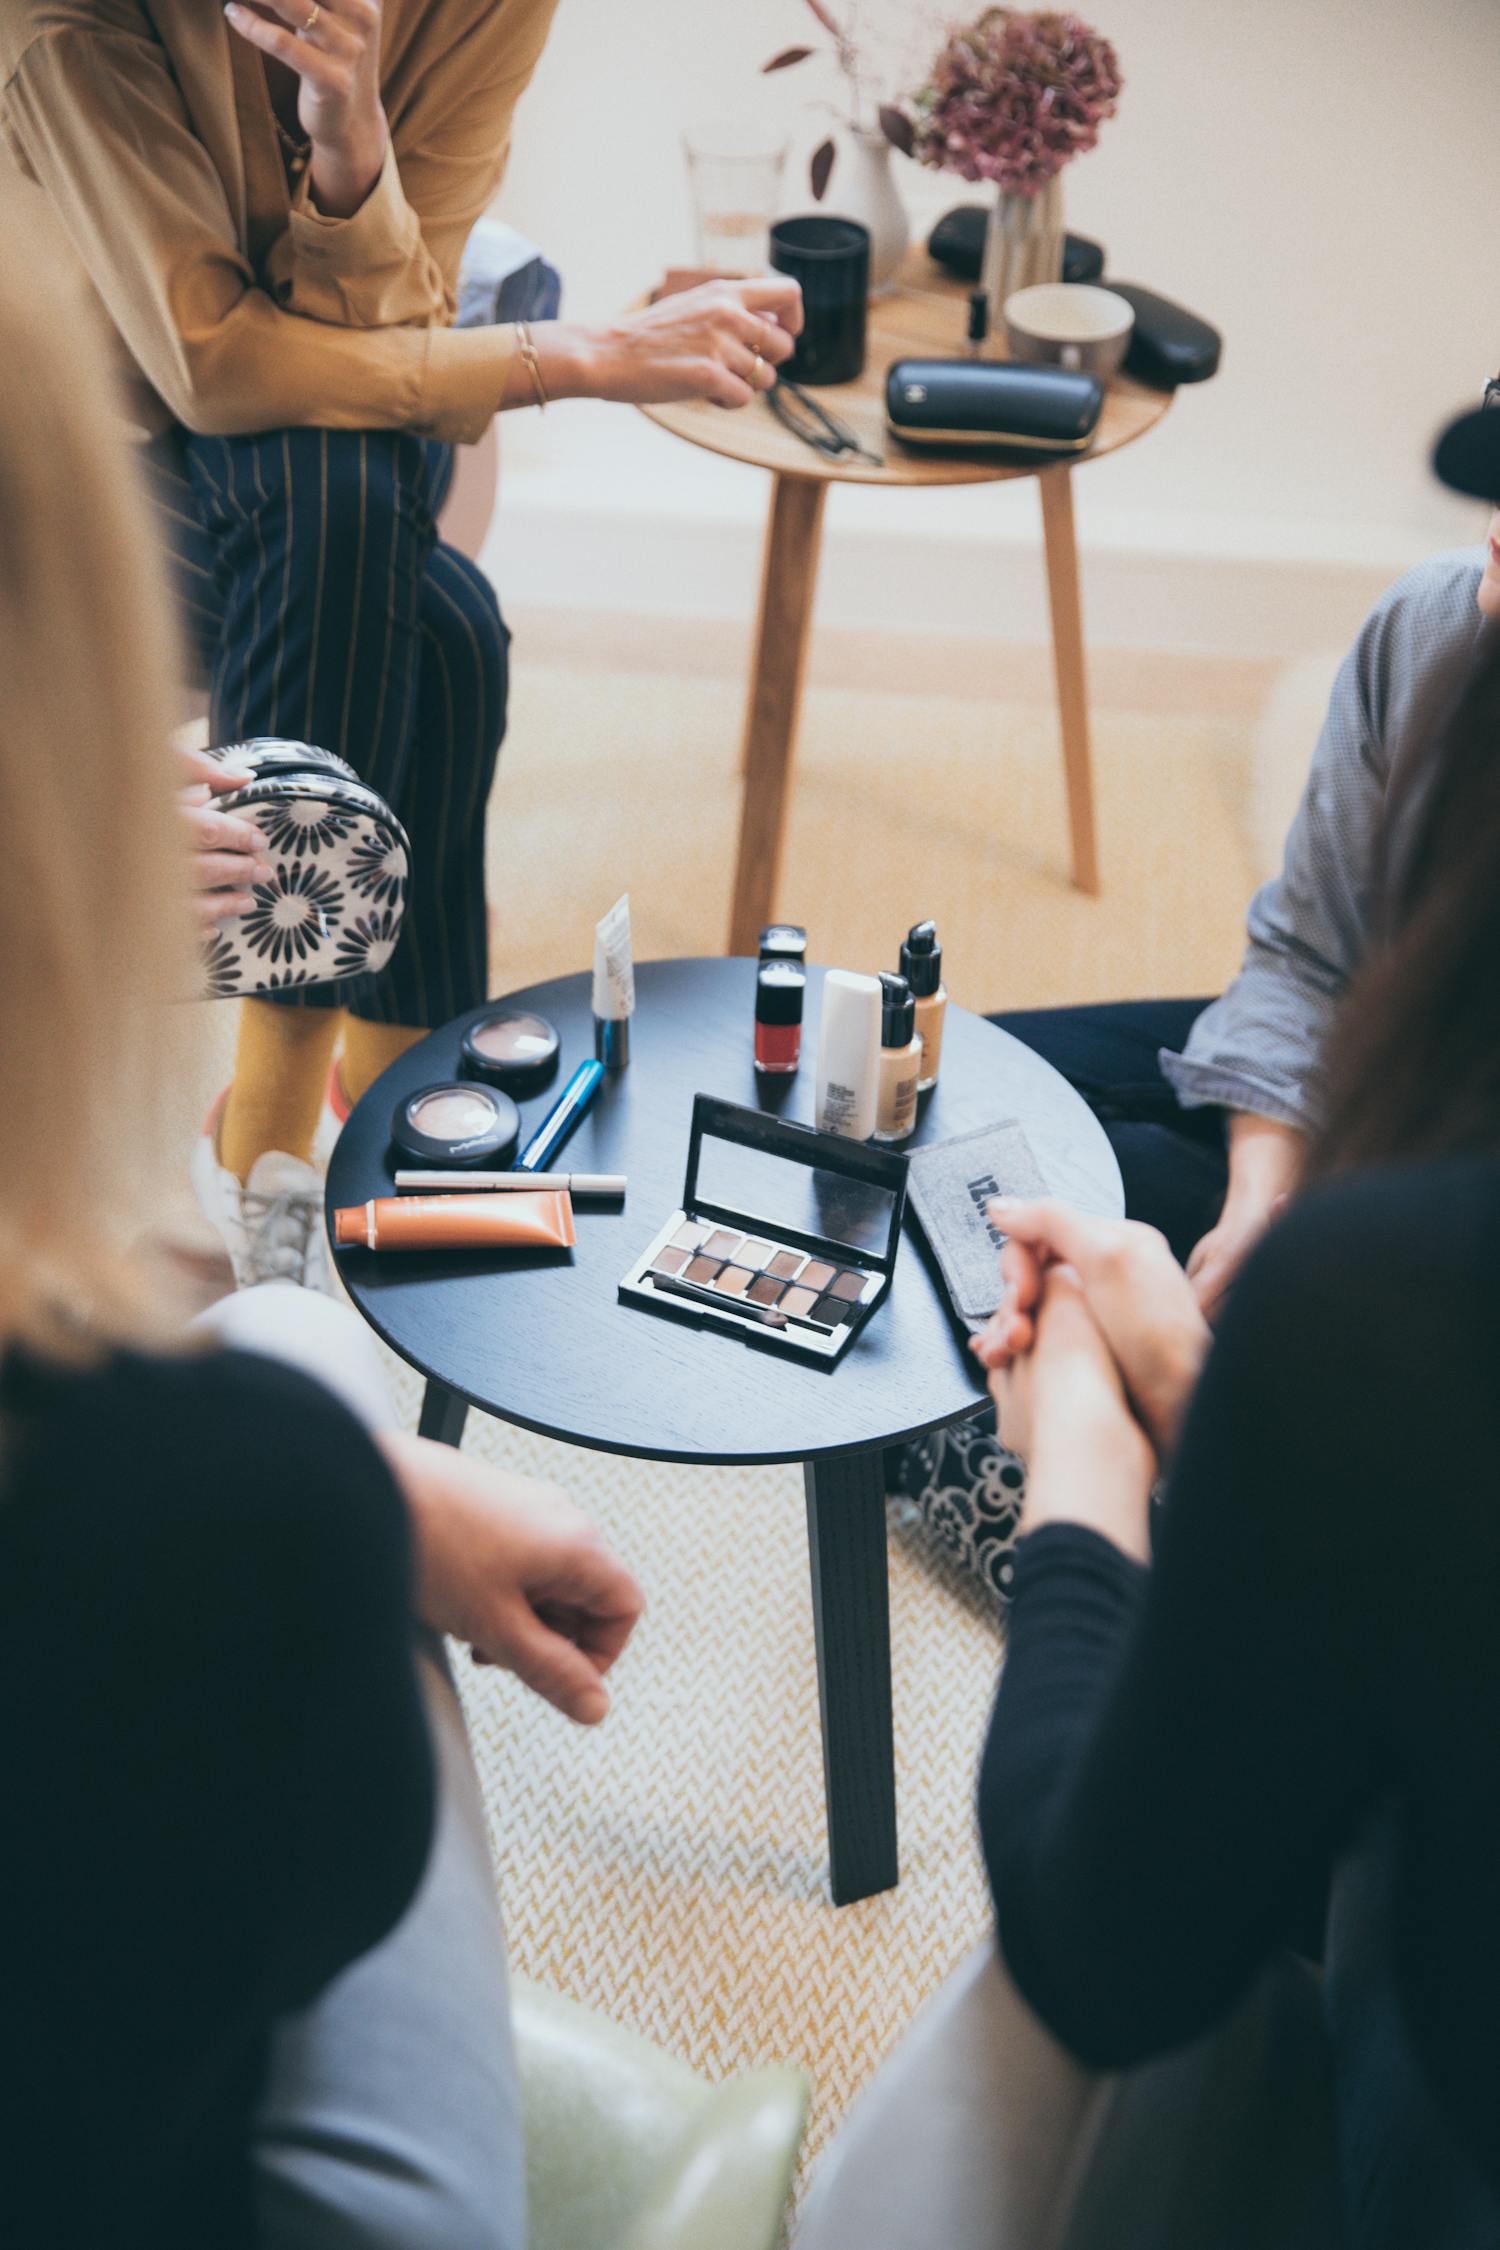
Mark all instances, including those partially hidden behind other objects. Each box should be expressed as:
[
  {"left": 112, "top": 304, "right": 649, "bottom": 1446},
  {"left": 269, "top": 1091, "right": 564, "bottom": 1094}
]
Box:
[{"left": 328, "top": 958, "right": 1122, "bottom": 1903}]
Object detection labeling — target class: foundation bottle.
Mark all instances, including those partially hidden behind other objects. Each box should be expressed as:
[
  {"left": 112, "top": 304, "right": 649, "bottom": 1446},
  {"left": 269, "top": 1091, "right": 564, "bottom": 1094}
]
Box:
[
  {"left": 900, "top": 920, "right": 947, "bottom": 1092},
  {"left": 873, "top": 973, "right": 922, "bottom": 1143}
]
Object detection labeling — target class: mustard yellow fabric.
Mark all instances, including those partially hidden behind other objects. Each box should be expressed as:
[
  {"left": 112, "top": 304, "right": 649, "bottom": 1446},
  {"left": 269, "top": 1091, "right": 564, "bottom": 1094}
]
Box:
[{"left": 0, "top": 0, "right": 559, "bottom": 444}]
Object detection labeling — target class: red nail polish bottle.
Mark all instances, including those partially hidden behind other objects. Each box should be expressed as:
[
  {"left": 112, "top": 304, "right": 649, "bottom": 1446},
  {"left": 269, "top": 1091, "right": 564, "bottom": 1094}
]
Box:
[{"left": 754, "top": 961, "right": 804, "bottom": 1076}]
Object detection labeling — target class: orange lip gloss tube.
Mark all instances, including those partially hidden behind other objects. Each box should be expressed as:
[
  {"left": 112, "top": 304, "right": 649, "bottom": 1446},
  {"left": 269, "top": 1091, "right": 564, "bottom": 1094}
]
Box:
[{"left": 333, "top": 1191, "right": 576, "bottom": 1251}]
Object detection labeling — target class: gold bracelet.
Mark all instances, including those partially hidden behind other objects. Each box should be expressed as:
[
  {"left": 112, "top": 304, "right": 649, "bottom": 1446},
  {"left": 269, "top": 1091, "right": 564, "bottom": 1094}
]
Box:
[{"left": 516, "top": 320, "right": 548, "bottom": 412}]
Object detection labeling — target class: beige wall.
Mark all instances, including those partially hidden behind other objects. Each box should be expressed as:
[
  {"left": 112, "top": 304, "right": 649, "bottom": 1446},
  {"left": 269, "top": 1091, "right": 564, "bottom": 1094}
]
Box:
[{"left": 489, "top": 0, "right": 1498, "bottom": 653}]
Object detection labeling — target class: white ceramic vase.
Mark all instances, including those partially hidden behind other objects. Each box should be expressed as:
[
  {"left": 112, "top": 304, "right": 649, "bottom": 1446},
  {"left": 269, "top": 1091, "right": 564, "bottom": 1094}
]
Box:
[
  {"left": 827, "top": 125, "right": 911, "bottom": 294},
  {"left": 983, "top": 174, "right": 1065, "bottom": 317}
]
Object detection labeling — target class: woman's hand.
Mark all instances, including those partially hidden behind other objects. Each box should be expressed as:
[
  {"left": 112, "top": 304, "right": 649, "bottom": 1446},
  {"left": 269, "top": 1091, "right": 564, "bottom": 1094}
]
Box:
[
  {"left": 980, "top": 1265, "right": 1156, "bottom": 1563},
  {"left": 382, "top": 1434, "right": 645, "bottom": 1726},
  {"left": 175, "top": 743, "right": 270, "bottom": 931},
  {"left": 979, "top": 1198, "right": 1211, "bottom": 1460},
  {"left": 226, "top": 0, "right": 388, "bottom": 218},
  {"left": 540, "top": 278, "right": 804, "bottom": 412}
]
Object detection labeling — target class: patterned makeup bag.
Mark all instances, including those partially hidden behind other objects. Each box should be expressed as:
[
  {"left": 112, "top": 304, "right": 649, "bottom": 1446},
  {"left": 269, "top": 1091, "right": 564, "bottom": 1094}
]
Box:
[{"left": 196, "top": 739, "right": 411, "bottom": 999}]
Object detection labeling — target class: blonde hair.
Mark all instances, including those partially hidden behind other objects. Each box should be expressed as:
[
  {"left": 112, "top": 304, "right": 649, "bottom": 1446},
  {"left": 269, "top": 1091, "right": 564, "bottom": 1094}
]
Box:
[{"left": 0, "top": 201, "right": 201, "bottom": 1359}]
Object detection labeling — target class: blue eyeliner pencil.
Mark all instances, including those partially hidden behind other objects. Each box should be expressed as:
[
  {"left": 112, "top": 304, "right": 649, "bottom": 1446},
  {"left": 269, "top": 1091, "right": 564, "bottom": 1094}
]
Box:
[{"left": 515, "top": 1059, "right": 605, "bottom": 1172}]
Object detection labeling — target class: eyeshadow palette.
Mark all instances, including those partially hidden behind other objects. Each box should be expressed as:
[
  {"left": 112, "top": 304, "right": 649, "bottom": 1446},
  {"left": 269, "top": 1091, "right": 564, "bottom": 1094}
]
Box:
[{"left": 619, "top": 1093, "right": 909, "bottom": 1363}]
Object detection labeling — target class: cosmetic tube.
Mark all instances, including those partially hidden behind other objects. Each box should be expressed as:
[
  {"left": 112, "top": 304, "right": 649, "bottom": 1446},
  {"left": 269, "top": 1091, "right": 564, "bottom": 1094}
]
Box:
[
  {"left": 334, "top": 1192, "right": 576, "bottom": 1251},
  {"left": 394, "top": 1171, "right": 624, "bottom": 1195},
  {"left": 815, "top": 969, "right": 881, "bottom": 1140},
  {"left": 593, "top": 894, "right": 634, "bottom": 1068},
  {"left": 900, "top": 920, "right": 947, "bottom": 1092},
  {"left": 873, "top": 973, "right": 921, "bottom": 1143},
  {"left": 516, "top": 1059, "right": 604, "bottom": 1172}
]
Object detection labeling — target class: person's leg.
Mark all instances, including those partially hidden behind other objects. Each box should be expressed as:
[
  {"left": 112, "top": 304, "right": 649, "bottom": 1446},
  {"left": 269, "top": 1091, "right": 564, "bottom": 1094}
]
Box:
[
  {"left": 341, "top": 535, "right": 510, "bottom": 1087},
  {"left": 990, "top": 999, "right": 1226, "bottom": 1262},
  {"left": 178, "top": 431, "right": 467, "bottom": 1173},
  {"left": 795, "top": 1940, "right": 1337, "bottom": 2250},
  {"left": 198, "top": 1286, "right": 525, "bottom": 2250}
]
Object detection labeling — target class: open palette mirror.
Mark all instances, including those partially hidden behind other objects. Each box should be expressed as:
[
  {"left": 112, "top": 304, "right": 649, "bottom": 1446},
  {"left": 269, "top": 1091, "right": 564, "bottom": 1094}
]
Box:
[{"left": 618, "top": 1094, "right": 909, "bottom": 1362}]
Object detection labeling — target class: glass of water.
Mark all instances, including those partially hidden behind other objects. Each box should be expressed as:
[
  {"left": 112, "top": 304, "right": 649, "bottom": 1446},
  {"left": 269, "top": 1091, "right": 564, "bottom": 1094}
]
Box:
[{"left": 683, "top": 125, "right": 787, "bottom": 275}]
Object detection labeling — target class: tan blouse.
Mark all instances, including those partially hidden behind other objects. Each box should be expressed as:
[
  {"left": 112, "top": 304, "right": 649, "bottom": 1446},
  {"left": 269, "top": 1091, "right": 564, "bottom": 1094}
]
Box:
[{"left": 0, "top": 0, "right": 559, "bottom": 444}]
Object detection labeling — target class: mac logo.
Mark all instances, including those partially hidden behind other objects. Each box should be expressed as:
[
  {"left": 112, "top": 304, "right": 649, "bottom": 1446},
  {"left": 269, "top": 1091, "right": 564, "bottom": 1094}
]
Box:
[{"left": 904, "top": 382, "right": 928, "bottom": 403}]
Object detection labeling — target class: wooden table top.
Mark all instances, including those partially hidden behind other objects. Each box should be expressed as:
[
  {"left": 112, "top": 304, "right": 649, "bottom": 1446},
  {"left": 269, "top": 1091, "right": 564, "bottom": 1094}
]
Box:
[
  {"left": 327, "top": 959, "right": 1123, "bottom": 1466},
  {"left": 641, "top": 247, "right": 1172, "bottom": 489}
]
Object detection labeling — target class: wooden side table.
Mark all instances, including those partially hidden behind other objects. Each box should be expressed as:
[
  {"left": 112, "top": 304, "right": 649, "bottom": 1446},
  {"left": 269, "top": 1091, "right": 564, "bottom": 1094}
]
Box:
[{"left": 641, "top": 251, "right": 1172, "bottom": 952}]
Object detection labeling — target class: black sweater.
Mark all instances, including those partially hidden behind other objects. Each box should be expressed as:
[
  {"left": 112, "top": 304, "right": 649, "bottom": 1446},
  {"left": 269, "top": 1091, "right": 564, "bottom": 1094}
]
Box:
[
  {"left": 981, "top": 1161, "right": 1500, "bottom": 2243},
  {"left": 0, "top": 1344, "right": 434, "bottom": 2250}
]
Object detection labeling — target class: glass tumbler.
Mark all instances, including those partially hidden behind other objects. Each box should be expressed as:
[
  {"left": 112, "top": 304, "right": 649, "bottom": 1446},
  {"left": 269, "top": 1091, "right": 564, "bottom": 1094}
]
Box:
[{"left": 683, "top": 127, "right": 787, "bottom": 276}]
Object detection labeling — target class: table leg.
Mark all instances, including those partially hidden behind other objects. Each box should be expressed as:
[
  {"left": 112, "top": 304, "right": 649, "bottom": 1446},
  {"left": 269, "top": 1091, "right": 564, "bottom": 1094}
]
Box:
[
  {"left": 1037, "top": 464, "right": 1101, "bottom": 897},
  {"left": 728, "top": 473, "right": 828, "bottom": 956},
  {"left": 804, "top": 1447, "right": 898, "bottom": 1906},
  {"left": 418, "top": 1378, "right": 469, "bottom": 1448}
]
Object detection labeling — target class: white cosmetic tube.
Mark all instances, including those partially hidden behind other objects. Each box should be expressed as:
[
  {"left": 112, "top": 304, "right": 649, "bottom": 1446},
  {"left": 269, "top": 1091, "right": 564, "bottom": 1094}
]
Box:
[
  {"left": 593, "top": 893, "right": 634, "bottom": 1068},
  {"left": 815, "top": 970, "right": 882, "bottom": 1140}
]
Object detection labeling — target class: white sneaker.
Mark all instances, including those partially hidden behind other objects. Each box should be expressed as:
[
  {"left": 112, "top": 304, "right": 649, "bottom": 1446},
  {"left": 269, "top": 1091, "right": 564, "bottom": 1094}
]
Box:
[{"left": 191, "top": 1138, "right": 335, "bottom": 1295}]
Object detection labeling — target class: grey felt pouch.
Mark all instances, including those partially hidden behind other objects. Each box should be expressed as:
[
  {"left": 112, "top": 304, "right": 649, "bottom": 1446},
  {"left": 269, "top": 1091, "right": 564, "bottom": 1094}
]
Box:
[{"left": 907, "top": 1120, "right": 1049, "bottom": 1331}]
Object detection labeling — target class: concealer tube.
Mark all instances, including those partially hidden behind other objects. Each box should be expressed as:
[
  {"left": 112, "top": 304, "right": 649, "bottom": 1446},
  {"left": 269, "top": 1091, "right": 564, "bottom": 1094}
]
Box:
[{"left": 333, "top": 1192, "right": 576, "bottom": 1251}]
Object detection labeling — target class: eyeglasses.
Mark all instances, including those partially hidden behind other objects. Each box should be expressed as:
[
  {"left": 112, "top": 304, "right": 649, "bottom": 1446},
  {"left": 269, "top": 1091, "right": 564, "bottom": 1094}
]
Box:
[{"left": 766, "top": 378, "right": 883, "bottom": 468}]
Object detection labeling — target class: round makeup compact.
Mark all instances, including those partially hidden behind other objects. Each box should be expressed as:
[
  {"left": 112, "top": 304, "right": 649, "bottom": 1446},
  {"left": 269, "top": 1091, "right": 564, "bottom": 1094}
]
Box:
[
  {"left": 459, "top": 1007, "right": 561, "bottom": 1095},
  {"left": 196, "top": 738, "right": 412, "bottom": 1000},
  {"left": 391, "top": 1082, "right": 520, "bottom": 1169}
]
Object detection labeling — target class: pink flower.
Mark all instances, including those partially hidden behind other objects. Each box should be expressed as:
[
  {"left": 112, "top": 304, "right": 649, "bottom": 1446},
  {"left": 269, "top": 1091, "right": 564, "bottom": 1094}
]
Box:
[{"left": 907, "top": 8, "right": 1122, "bottom": 196}]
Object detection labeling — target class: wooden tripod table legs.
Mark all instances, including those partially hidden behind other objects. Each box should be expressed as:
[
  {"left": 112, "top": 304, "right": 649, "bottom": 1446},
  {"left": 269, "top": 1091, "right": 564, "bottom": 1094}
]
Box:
[
  {"left": 727, "top": 474, "right": 827, "bottom": 957},
  {"left": 725, "top": 461, "right": 1102, "bottom": 953},
  {"left": 1038, "top": 464, "right": 1100, "bottom": 897}
]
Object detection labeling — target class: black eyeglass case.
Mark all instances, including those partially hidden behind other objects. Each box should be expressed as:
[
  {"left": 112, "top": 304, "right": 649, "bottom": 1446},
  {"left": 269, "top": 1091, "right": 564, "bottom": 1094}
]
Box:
[
  {"left": 886, "top": 360, "right": 1104, "bottom": 454},
  {"left": 195, "top": 738, "right": 412, "bottom": 1000},
  {"left": 927, "top": 206, "right": 1105, "bottom": 287},
  {"left": 1109, "top": 284, "right": 1221, "bottom": 387}
]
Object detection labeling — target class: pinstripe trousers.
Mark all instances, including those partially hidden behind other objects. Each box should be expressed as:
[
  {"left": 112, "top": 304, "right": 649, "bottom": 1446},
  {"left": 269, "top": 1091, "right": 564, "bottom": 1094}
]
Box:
[{"left": 146, "top": 426, "right": 508, "bottom": 1027}]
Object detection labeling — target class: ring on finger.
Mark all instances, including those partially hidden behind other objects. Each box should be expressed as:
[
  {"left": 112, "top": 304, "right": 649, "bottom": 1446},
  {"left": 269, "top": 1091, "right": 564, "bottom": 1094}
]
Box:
[
  {"left": 751, "top": 350, "right": 766, "bottom": 386},
  {"left": 303, "top": 2, "right": 321, "bottom": 32}
]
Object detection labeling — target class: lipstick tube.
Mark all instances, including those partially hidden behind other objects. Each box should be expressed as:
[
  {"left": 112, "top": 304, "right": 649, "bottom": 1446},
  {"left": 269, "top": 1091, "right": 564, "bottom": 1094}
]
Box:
[{"left": 333, "top": 1191, "right": 576, "bottom": 1251}]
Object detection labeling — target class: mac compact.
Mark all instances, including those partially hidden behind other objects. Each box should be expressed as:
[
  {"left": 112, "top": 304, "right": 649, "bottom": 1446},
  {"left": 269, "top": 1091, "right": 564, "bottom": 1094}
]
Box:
[
  {"left": 391, "top": 1081, "right": 520, "bottom": 1169},
  {"left": 458, "top": 1006, "right": 561, "bottom": 1096}
]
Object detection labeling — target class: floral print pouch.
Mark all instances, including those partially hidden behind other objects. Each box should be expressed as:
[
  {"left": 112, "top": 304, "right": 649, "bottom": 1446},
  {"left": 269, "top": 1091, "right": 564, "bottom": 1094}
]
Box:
[{"left": 197, "top": 740, "right": 411, "bottom": 999}]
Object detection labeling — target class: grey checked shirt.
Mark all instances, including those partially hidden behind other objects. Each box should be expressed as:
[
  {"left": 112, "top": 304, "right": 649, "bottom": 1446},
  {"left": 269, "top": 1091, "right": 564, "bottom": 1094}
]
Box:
[{"left": 1162, "top": 547, "right": 1487, "bottom": 1130}]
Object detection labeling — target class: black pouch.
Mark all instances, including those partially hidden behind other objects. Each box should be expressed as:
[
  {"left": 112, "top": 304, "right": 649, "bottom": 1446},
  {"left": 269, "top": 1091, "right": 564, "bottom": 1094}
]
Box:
[
  {"left": 1109, "top": 284, "right": 1222, "bottom": 386},
  {"left": 927, "top": 205, "right": 1105, "bottom": 286},
  {"left": 886, "top": 359, "right": 1103, "bottom": 454}
]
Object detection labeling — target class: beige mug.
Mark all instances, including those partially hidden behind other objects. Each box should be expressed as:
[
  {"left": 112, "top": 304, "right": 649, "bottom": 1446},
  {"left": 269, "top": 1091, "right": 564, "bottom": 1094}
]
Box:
[{"left": 1003, "top": 283, "right": 1135, "bottom": 380}]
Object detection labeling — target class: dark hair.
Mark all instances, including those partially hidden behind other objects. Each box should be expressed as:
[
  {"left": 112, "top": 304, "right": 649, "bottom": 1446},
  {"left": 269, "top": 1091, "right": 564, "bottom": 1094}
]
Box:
[{"left": 1306, "top": 623, "right": 1500, "bottom": 1181}]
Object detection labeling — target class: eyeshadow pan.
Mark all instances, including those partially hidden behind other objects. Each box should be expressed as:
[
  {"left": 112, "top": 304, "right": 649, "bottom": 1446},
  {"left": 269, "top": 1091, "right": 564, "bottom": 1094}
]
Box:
[
  {"left": 800, "top": 1259, "right": 835, "bottom": 1293},
  {"left": 739, "top": 1238, "right": 773, "bottom": 1268},
  {"left": 653, "top": 1246, "right": 689, "bottom": 1277},
  {"left": 747, "top": 1273, "right": 785, "bottom": 1306},
  {"left": 768, "top": 1249, "right": 803, "bottom": 1280},
  {"left": 704, "top": 1228, "right": 742, "bottom": 1259},
  {"left": 714, "top": 1265, "right": 753, "bottom": 1296},
  {"left": 830, "top": 1269, "right": 866, "bottom": 1301},
  {"left": 684, "top": 1254, "right": 722, "bottom": 1285},
  {"left": 813, "top": 1294, "right": 855, "bottom": 1325},
  {"left": 780, "top": 1285, "right": 818, "bottom": 1319},
  {"left": 672, "top": 1221, "right": 704, "bottom": 1251}
]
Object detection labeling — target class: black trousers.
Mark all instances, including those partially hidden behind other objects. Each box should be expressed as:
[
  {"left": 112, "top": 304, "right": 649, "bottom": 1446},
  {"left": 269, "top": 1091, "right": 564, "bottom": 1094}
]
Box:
[
  {"left": 989, "top": 997, "right": 1228, "bottom": 1260},
  {"left": 146, "top": 427, "right": 508, "bottom": 1027}
]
